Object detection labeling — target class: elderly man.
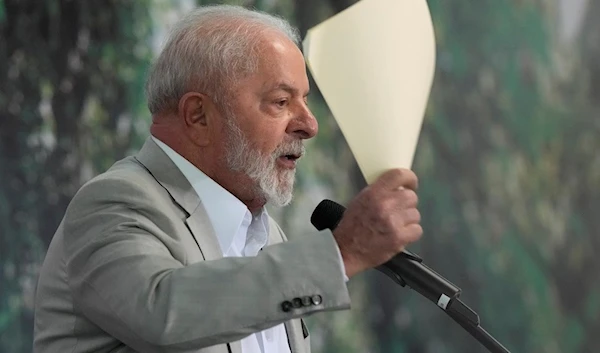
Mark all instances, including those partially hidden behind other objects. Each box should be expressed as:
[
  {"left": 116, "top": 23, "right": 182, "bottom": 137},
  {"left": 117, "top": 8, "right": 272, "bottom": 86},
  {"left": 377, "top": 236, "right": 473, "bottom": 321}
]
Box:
[{"left": 33, "top": 4, "right": 422, "bottom": 353}]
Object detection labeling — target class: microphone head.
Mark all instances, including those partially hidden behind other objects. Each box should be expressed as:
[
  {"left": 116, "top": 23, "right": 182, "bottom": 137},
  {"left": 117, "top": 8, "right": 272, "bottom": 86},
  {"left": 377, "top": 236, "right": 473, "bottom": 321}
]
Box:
[{"left": 310, "top": 199, "right": 346, "bottom": 231}]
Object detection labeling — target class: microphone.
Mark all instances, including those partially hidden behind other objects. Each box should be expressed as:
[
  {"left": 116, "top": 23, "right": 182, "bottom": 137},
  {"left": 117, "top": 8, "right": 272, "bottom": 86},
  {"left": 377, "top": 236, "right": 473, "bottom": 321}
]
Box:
[
  {"left": 311, "top": 199, "right": 511, "bottom": 353},
  {"left": 311, "top": 199, "right": 464, "bottom": 312}
]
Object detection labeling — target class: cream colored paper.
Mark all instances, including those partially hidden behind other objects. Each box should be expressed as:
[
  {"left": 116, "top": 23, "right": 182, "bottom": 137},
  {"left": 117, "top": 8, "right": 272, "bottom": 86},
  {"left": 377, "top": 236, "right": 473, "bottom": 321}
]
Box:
[{"left": 303, "top": 0, "right": 436, "bottom": 184}]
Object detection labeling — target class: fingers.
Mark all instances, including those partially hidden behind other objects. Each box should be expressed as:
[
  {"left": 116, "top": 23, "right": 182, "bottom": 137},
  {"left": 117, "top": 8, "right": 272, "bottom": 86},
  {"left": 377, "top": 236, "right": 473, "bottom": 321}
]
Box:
[
  {"left": 389, "top": 223, "right": 423, "bottom": 254},
  {"left": 373, "top": 187, "right": 418, "bottom": 216},
  {"left": 401, "top": 208, "right": 421, "bottom": 225},
  {"left": 398, "top": 188, "right": 418, "bottom": 208},
  {"left": 371, "top": 174, "right": 419, "bottom": 224},
  {"left": 333, "top": 168, "right": 424, "bottom": 278},
  {"left": 403, "top": 223, "right": 423, "bottom": 243},
  {"left": 375, "top": 168, "right": 419, "bottom": 191}
]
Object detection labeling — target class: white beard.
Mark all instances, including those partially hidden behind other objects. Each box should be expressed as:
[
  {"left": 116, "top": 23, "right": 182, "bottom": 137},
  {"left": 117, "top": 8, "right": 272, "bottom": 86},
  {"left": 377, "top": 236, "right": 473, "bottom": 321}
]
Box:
[{"left": 223, "top": 114, "right": 304, "bottom": 207}]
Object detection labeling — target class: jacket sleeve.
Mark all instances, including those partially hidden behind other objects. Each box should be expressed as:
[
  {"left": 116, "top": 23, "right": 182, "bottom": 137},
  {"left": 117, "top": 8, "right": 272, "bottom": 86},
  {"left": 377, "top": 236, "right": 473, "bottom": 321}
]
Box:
[{"left": 63, "top": 175, "right": 351, "bottom": 353}]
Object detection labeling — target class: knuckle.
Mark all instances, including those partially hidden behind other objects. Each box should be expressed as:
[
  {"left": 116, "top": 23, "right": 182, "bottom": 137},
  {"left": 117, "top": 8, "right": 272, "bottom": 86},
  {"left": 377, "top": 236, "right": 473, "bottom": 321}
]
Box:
[
  {"left": 362, "top": 186, "right": 379, "bottom": 202},
  {"left": 409, "top": 170, "right": 418, "bottom": 182},
  {"left": 410, "top": 224, "right": 424, "bottom": 240},
  {"left": 402, "top": 189, "right": 418, "bottom": 206},
  {"left": 382, "top": 211, "right": 396, "bottom": 227},
  {"left": 414, "top": 208, "right": 422, "bottom": 223},
  {"left": 372, "top": 208, "right": 394, "bottom": 230},
  {"left": 354, "top": 189, "right": 374, "bottom": 211},
  {"left": 378, "top": 168, "right": 404, "bottom": 188},
  {"left": 404, "top": 170, "right": 419, "bottom": 189},
  {"left": 373, "top": 195, "right": 392, "bottom": 214},
  {"left": 396, "top": 224, "right": 422, "bottom": 245},
  {"left": 389, "top": 168, "right": 404, "bottom": 177},
  {"left": 402, "top": 208, "right": 420, "bottom": 225}
]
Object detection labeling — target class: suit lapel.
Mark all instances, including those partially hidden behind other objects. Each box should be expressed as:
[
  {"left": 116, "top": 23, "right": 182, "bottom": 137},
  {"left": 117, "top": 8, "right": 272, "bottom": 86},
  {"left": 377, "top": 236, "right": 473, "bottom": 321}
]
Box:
[
  {"left": 135, "top": 137, "right": 222, "bottom": 261},
  {"left": 184, "top": 204, "right": 223, "bottom": 261},
  {"left": 136, "top": 138, "right": 307, "bottom": 352}
]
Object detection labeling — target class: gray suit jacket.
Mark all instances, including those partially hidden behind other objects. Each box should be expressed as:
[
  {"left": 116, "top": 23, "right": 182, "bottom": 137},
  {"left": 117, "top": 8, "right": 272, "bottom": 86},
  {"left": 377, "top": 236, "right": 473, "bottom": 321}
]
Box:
[{"left": 33, "top": 137, "right": 351, "bottom": 353}]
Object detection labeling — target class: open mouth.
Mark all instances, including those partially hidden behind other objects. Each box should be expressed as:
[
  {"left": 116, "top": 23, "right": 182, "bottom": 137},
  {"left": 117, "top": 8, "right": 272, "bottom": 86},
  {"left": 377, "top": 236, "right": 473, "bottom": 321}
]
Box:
[
  {"left": 277, "top": 153, "right": 302, "bottom": 168},
  {"left": 282, "top": 154, "right": 301, "bottom": 161}
]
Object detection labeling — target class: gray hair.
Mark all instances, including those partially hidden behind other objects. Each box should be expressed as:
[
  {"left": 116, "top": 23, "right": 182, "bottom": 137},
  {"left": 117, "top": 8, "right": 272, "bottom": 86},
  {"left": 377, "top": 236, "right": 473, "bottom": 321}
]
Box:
[{"left": 145, "top": 4, "right": 301, "bottom": 114}]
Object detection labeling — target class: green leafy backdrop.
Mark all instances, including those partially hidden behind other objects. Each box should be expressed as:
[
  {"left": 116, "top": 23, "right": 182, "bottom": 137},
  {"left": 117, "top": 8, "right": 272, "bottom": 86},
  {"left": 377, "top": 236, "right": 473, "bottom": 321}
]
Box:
[{"left": 1, "top": 0, "right": 598, "bottom": 352}]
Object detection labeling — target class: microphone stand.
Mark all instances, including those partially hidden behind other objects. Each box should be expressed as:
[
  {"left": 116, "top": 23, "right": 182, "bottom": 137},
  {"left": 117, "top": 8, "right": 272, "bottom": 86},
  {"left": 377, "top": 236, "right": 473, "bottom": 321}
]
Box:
[
  {"left": 377, "top": 252, "right": 511, "bottom": 353},
  {"left": 446, "top": 300, "right": 510, "bottom": 353}
]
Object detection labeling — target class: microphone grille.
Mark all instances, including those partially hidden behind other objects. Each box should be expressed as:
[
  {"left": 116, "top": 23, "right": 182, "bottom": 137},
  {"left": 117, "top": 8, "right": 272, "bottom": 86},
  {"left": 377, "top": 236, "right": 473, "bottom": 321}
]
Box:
[{"left": 310, "top": 199, "right": 346, "bottom": 231}]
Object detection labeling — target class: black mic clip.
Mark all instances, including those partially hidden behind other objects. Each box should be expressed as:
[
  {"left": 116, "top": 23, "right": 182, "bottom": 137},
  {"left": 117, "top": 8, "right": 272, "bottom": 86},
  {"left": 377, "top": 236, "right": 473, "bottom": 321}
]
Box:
[{"left": 375, "top": 251, "right": 421, "bottom": 287}]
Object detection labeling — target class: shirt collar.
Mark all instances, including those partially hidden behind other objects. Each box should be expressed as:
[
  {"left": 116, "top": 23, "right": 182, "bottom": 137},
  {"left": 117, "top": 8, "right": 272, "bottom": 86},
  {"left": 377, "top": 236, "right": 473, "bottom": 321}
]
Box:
[{"left": 151, "top": 136, "right": 268, "bottom": 255}]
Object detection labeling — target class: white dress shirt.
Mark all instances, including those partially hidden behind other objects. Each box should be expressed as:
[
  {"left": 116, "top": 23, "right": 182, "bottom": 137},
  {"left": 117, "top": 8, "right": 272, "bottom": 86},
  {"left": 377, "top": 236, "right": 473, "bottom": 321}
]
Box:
[{"left": 153, "top": 137, "right": 292, "bottom": 353}]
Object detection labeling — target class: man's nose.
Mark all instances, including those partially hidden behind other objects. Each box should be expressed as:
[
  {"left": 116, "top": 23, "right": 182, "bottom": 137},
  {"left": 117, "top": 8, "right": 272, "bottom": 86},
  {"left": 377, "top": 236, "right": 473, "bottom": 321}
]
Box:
[{"left": 287, "top": 103, "right": 318, "bottom": 139}]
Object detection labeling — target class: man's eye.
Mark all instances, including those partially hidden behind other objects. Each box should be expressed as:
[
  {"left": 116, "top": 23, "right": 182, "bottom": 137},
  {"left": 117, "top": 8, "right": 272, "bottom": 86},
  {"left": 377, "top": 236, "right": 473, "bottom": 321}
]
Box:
[{"left": 274, "top": 99, "right": 288, "bottom": 107}]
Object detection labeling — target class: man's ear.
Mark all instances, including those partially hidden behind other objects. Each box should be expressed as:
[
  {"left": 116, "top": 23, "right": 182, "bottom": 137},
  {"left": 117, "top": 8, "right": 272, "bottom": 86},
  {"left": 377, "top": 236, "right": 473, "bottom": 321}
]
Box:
[{"left": 178, "top": 92, "right": 211, "bottom": 146}]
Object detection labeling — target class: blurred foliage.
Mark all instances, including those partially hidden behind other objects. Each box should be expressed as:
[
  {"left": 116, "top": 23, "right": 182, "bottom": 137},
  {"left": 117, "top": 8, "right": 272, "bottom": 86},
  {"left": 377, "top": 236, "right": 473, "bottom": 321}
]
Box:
[
  {"left": 404, "top": 1, "right": 600, "bottom": 352},
  {"left": 0, "top": 1, "right": 152, "bottom": 352},
  {"left": 1, "top": 0, "right": 599, "bottom": 352}
]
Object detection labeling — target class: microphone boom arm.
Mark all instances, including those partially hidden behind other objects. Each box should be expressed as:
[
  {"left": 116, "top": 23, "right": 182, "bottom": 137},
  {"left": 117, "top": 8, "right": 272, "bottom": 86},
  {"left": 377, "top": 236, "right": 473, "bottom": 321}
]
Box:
[
  {"left": 376, "top": 251, "right": 511, "bottom": 353},
  {"left": 310, "top": 199, "right": 511, "bottom": 353}
]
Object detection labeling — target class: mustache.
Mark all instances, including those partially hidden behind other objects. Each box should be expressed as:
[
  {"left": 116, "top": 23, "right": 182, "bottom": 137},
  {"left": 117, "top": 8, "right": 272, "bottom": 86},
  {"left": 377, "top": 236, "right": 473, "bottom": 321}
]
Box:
[{"left": 273, "top": 140, "right": 305, "bottom": 157}]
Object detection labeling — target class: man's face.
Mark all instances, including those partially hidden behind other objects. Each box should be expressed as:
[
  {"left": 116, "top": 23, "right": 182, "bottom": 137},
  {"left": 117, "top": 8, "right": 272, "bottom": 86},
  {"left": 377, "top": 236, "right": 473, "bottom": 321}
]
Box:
[
  {"left": 215, "top": 32, "right": 318, "bottom": 207},
  {"left": 222, "top": 112, "right": 304, "bottom": 207}
]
